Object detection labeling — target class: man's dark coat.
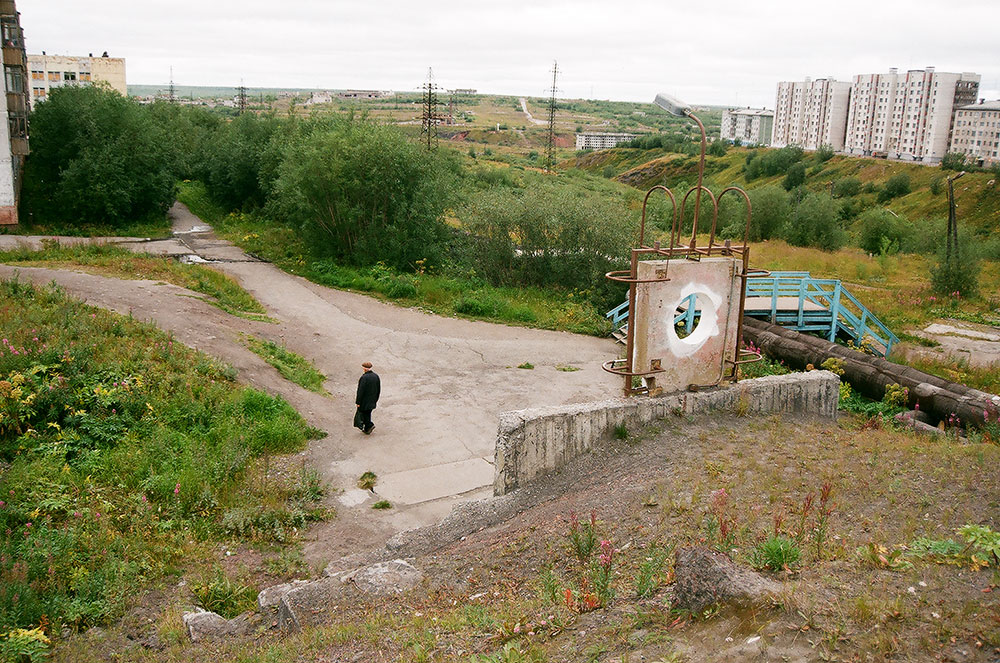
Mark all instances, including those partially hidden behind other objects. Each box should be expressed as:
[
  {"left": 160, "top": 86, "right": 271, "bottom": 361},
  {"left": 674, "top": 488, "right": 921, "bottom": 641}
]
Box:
[{"left": 356, "top": 371, "right": 381, "bottom": 410}]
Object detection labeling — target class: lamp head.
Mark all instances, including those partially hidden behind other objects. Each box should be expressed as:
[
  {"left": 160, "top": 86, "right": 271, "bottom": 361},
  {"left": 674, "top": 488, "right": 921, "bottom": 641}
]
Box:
[{"left": 654, "top": 93, "right": 692, "bottom": 117}]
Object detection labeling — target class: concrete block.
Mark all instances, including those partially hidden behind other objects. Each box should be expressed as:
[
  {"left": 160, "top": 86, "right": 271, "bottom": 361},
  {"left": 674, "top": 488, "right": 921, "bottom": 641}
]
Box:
[{"left": 493, "top": 371, "right": 839, "bottom": 495}]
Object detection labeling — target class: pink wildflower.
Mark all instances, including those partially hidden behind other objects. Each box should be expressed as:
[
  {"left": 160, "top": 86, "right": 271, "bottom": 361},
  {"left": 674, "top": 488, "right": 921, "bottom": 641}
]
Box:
[{"left": 174, "top": 483, "right": 180, "bottom": 495}]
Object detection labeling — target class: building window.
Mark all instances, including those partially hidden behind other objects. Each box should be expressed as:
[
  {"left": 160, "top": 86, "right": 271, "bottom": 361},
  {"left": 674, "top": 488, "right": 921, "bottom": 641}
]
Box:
[
  {"left": 63, "top": 71, "right": 76, "bottom": 81},
  {"left": 4, "top": 66, "right": 24, "bottom": 94},
  {"left": 8, "top": 112, "right": 27, "bottom": 138},
  {"left": 32, "top": 87, "right": 44, "bottom": 97},
  {"left": 31, "top": 69, "right": 42, "bottom": 80},
  {"left": 48, "top": 71, "right": 60, "bottom": 81},
  {"left": 1, "top": 19, "right": 22, "bottom": 48}
]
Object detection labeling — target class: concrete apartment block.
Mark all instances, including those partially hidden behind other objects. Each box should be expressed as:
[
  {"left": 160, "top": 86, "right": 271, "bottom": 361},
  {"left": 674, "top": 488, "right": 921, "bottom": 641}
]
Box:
[
  {"left": 0, "top": 0, "right": 28, "bottom": 225},
  {"left": 949, "top": 100, "right": 1000, "bottom": 168},
  {"left": 575, "top": 131, "right": 637, "bottom": 150},
  {"left": 772, "top": 77, "right": 851, "bottom": 151},
  {"left": 720, "top": 107, "right": 774, "bottom": 145},
  {"left": 845, "top": 67, "right": 979, "bottom": 164},
  {"left": 28, "top": 52, "right": 126, "bottom": 109}
]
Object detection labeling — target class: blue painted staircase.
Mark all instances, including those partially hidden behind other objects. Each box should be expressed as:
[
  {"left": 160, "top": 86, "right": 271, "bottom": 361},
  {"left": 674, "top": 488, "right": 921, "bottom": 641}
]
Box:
[{"left": 607, "top": 271, "right": 899, "bottom": 357}]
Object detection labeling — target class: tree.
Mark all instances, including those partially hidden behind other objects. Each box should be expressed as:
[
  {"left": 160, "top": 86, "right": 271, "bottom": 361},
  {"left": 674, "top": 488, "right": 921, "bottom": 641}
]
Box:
[
  {"left": 21, "top": 85, "right": 177, "bottom": 228},
  {"left": 271, "top": 118, "right": 456, "bottom": 270},
  {"left": 815, "top": 144, "right": 835, "bottom": 163},
  {"left": 782, "top": 162, "right": 806, "bottom": 191},
  {"left": 784, "top": 192, "right": 845, "bottom": 251},
  {"left": 856, "top": 208, "right": 909, "bottom": 255},
  {"left": 940, "top": 152, "right": 967, "bottom": 171}
]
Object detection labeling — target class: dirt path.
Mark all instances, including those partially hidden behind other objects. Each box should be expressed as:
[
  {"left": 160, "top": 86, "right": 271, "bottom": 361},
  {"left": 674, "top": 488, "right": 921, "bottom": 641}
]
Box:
[{"left": 2, "top": 203, "right": 620, "bottom": 563}]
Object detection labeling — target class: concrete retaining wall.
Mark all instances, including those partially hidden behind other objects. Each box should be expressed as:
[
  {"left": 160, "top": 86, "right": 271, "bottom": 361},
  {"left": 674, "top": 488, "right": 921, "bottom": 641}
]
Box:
[{"left": 493, "top": 371, "right": 839, "bottom": 495}]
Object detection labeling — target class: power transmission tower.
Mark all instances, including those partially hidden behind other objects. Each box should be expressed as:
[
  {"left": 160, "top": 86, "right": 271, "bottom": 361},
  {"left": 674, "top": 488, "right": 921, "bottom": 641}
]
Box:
[
  {"left": 545, "top": 61, "right": 559, "bottom": 172},
  {"left": 168, "top": 66, "right": 175, "bottom": 103},
  {"left": 447, "top": 90, "right": 456, "bottom": 126},
  {"left": 237, "top": 80, "right": 248, "bottom": 114},
  {"left": 420, "top": 68, "right": 442, "bottom": 150}
]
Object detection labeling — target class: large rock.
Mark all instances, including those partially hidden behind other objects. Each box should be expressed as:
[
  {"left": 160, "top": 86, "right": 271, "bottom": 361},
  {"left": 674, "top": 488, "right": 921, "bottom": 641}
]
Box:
[
  {"left": 673, "top": 547, "right": 781, "bottom": 613},
  {"left": 257, "top": 580, "right": 309, "bottom": 611},
  {"left": 351, "top": 559, "right": 423, "bottom": 596},
  {"left": 182, "top": 609, "right": 253, "bottom": 642},
  {"left": 278, "top": 577, "right": 346, "bottom": 631}
]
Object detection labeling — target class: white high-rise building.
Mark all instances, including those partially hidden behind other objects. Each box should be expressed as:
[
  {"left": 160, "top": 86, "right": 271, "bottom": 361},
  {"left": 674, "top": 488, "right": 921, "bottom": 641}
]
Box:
[
  {"left": 950, "top": 100, "right": 1000, "bottom": 168},
  {"left": 0, "top": 0, "right": 28, "bottom": 225},
  {"left": 844, "top": 68, "right": 979, "bottom": 163},
  {"left": 771, "top": 78, "right": 851, "bottom": 151},
  {"left": 720, "top": 108, "right": 773, "bottom": 146}
]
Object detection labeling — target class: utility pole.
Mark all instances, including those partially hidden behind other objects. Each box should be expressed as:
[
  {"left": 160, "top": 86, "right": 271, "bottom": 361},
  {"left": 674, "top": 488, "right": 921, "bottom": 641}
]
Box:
[
  {"left": 545, "top": 60, "right": 559, "bottom": 172},
  {"left": 237, "top": 80, "right": 248, "bottom": 114},
  {"left": 420, "top": 68, "right": 441, "bottom": 150}
]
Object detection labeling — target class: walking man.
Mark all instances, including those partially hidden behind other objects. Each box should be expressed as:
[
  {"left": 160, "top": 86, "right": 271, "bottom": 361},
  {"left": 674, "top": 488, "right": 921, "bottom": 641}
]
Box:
[{"left": 355, "top": 361, "right": 381, "bottom": 435}]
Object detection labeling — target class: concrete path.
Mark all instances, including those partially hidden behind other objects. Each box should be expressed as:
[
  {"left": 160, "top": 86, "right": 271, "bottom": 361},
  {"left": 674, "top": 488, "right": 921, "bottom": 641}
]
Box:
[{"left": 1, "top": 203, "right": 621, "bottom": 560}]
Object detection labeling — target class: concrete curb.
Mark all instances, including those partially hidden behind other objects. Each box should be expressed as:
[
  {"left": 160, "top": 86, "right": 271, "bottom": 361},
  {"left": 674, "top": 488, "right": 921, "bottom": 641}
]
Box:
[{"left": 493, "top": 371, "right": 839, "bottom": 495}]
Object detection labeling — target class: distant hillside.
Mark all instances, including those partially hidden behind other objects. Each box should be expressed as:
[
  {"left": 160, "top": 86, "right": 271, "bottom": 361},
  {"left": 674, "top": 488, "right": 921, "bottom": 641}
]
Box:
[{"left": 570, "top": 147, "right": 1000, "bottom": 235}]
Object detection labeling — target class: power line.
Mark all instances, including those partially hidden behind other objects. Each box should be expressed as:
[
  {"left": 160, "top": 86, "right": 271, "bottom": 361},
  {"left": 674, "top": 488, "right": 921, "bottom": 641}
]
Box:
[
  {"left": 420, "top": 67, "right": 443, "bottom": 150},
  {"left": 545, "top": 60, "right": 559, "bottom": 172},
  {"left": 237, "top": 79, "right": 248, "bottom": 114}
]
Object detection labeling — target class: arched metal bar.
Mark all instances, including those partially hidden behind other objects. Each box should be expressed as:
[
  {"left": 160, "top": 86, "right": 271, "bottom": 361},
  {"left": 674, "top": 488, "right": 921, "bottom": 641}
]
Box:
[
  {"left": 678, "top": 185, "right": 718, "bottom": 252},
  {"left": 717, "top": 186, "right": 752, "bottom": 250},
  {"left": 639, "top": 185, "right": 677, "bottom": 249}
]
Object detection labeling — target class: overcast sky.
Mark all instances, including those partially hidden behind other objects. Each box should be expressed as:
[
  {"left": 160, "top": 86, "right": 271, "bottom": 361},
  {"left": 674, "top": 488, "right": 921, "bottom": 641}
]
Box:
[{"left": 18, "top": 0, "right": 1000, "bottom": 107}]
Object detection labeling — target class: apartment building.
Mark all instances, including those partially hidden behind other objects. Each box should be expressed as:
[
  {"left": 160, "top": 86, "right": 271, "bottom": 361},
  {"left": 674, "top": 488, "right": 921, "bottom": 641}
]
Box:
[
  {"left": 844, "top": 67, "right": 979, "bottom": 163},
  {"left": 720, "top": 107, "right": 773, "bottom": 146},
  {"left": 0, "top": 0, "right": 28, "bottom": 225},
  {"left": 772, "top": 78, "right": 851, "bottom": 151},
  {"left": 27, "top": 52, "right": 126, "bottom": 108},
  {"left": 949, "top": 100, "right": 1000, "bottom": 168},
  {"left": 575, "top": 131, "right": 637, "bottom": 150}
]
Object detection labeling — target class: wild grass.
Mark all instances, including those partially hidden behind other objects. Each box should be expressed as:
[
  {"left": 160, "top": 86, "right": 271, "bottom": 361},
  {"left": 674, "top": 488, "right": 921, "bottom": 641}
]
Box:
[
  {"left": 0, "top": 279, "right": 322, "bottom": 637},
  {"left": 0, "top": 210, "right": 172, "bottom": 239},
  {"left": 0, "top": 242, "right": 271, "bottom": 322},
  {"left": 242, "top": 334, "right": 327, "bottom": 393}
]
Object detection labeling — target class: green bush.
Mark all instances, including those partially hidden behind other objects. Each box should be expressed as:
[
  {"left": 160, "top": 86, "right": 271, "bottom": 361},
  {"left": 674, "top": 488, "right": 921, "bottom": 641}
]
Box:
[
  {"left": 271, "top": 118, "right": 456, "bottom": 271},
  {"left": 931, "top": 241, "right": 980, "bottom": 298},
  {"left": 784, "top": 192, "right": 846, "bottom": 251},
  {"left": 782, "top": 162, "right": 806, "bottom": 191},
  {"left": 745, "top": 146, "right": 804, "bottom": 180},
  {"left": 815, "top": 145, "right": 835, "bottom": 162},
  {"left": 856, "top": 208, "right": 910, "bottom": 255},
  {"left": 832, "top": 177, "right": 862, "bottom": 198},
  {"left": 877, "top": 173, "right": 911, "bottom": 202},
  {"left": 21, "top": 86, "right": 177, "bottom": 228}
]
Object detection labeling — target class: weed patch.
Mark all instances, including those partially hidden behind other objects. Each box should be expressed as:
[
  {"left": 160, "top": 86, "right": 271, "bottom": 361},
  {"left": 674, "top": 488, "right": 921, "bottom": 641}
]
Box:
[{"left": 242, "top": 334, "right": 327, "bottom": 393}]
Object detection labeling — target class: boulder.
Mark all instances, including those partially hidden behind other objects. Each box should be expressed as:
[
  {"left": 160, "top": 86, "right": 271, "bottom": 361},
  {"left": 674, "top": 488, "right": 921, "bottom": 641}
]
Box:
[
  {"left": 257, "top": 579, "right": 309, "bottom": 611},
  {"left": 673, "top": 546, "right": 781, "bottom": 613},
  {"left": 182, "top": 609, "right": 253, "bottom": 642},
  {"left": 278, "top": 577, "right": 346, "bottom": 631},
  {"left": 351, "top": 559, "right": 423, "bottom": 596}
]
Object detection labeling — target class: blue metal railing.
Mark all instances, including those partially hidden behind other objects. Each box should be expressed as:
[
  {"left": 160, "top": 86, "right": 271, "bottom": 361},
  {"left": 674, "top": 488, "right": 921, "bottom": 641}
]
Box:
[{"left": 606, "top": 271, "right": 899, "bottom": 356}]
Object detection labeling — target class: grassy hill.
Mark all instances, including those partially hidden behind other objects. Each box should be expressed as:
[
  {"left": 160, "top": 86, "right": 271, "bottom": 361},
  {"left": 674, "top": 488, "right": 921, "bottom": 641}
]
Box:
[{"left": 570, "top": 147, "right": 1000, "bottom": 238}]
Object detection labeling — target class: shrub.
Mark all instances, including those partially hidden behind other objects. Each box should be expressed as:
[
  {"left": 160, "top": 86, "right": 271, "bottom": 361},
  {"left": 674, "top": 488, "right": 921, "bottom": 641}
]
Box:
[
  {"left": 784, "top": 192, "right": 846, "bottom": 251},
  {"left": 929, "top": 176, "right": 944, "bottom": 195},
  {"left": 815, "top": 145, "right": 834, "bottom": 162},
  {"left": 751, "top": 535, "right": 801, "bottom": 571},
  {"left": 21, "top": 86, "right": 177, "bottom": 228},
  {"left": 832, "top": 177, "right": 862, "bottom": 198},
  {"left": 856, "top": 208, "right": 910, "bottom": 255},
  {"left": 931, "top": 240, "right": 980, "bottom": 298},
  {"left": 940, "top": 152, "right": 967, "bottom": 171},
  {"left": 782, "top": 162, "right": 806, "bottom": 191},
  {"left": 877, "top": 173, "right": 911, "bottom": 202}
]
